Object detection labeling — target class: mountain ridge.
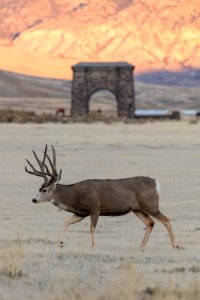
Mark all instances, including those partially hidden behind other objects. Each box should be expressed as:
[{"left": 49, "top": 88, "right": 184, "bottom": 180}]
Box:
[{"left": 0, "top": 0, "right": 200, "bottom": 79}]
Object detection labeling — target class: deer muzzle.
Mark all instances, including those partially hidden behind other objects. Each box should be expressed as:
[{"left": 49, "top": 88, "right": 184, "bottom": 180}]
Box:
[{"left": 32, "top": 199, "right": 39, "bottom": 204}]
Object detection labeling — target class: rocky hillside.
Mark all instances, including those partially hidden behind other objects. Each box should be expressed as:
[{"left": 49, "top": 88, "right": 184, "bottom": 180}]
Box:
[{"left": 0, "top": 0, "right": 199, "bottom": 79}]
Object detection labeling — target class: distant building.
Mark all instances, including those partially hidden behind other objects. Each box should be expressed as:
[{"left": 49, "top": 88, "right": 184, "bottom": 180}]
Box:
[{"left": 71, "top": 62, "right": 135, "bottom": 118}]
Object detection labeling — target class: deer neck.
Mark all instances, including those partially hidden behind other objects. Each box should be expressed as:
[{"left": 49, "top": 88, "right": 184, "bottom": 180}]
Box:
[{"left": 51, "top": 183, "right": 75, "bottom": 210}]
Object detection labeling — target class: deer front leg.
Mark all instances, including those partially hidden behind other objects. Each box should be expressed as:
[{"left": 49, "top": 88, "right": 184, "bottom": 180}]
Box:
[
  {"left": 90, "top": 211, "right": 100, "bottom": 248},
  {"left": 57, "top": 214, "right": 85, "bottom": 248}
]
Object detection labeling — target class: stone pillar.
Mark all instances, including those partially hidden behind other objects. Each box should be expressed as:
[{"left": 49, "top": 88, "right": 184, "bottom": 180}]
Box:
[
  {"left": 117, "top": 66, "right": 135, "bottom": 118},
  {"left": 71, "top": 68, "right": 88, "bottom": 116}
]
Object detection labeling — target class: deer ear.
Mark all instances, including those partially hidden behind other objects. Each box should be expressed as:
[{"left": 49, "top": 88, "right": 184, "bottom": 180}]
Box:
[{"left": 56, "top": 169, "right": 62, "bottom": 183}]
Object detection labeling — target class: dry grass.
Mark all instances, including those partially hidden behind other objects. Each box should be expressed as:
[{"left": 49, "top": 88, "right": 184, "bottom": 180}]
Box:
[
  {"left": 0, "top": 109, "right": 64, "bottom": 123},
  {"left": 0, "top": 108, "right": 194, "bottom": 124},
  {"left": 0, "top": 236, "right": 25, "bottom": 279},
  {"left": 1, "top": 122, "right": 200, "bottom": 299},
  {"left": 0, "top": 238, "right": 199, "bottom": 300},
  {"left": 0, "top": 109, "right": 141, "bottom": 123}
]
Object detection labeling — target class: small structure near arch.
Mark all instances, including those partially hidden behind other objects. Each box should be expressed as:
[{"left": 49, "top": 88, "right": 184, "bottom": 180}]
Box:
[{"left": 71, "top": 62, "right": 135, "bottom": 118}]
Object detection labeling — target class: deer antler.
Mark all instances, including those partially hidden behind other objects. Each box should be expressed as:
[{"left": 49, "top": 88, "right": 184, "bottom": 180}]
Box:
[
  {"left": 25, "top": 145, "right": 61, "bottom": 183},
  {"left": 45, "top": 145, "right": 57, "bottom": 177}
]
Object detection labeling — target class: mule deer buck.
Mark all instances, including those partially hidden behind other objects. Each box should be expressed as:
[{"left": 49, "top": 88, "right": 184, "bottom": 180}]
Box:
[{"left": 25, "top": 145, "right": 180, "bottom": 251}]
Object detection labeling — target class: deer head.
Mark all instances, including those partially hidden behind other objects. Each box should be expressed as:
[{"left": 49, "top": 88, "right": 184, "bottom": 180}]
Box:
[{"left": 25, "top": 145, "right": 62, "bottom": 204}]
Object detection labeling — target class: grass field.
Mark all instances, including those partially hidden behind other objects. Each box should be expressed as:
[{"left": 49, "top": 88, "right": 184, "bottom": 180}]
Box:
[{"left": 0, "top": 122, "right": 200, "bottom": 299}]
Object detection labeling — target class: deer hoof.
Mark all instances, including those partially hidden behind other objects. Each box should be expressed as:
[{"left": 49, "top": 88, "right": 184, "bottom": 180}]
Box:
[
  {"left": 58, "top": 241, "right": 64, "bottom": 248},
  {"left": 175, "top": 245, "right": 184, "bottom": 250}
]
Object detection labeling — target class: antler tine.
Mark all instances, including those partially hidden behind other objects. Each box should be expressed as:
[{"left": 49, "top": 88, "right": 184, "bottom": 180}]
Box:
[
  {"left": 33, "top": 147, "right": 50, "bottom": 177},
  {"left": 25, "top": 165, "right": 46, "bottom": 179},
  {"left": 43, "top": 163, "right": 52, "bottom": 177},
  {"left": 32, "top": 150, "right": 45, "bottom": 172},
  {"left": 52, "top": 145, "right": 57, "bottom": 173},
  {"left": 45, "top": 149, "right": 57, "bottom": 176},
  {"left": 42, "top": 144, "right": 48, "bottom": 164},
  {"left": 32, "top": 148, "right": 49, "bottom": 183},
  {"left": 25, "top": 159, "right": 48, "bottom": 182},
  {"left": 26, "top": 158, "right": 38, "bottom": 173},
  {"left": 40, "top": 145, "right": 59, "bottom": 178},
  {"left": 41, "top": 144, "right": 54, "bottom": 178}
]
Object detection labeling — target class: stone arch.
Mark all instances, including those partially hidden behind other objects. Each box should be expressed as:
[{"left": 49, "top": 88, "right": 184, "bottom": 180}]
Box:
[{"left": 71, "top": 62, "right": 135, "bottom": 118}]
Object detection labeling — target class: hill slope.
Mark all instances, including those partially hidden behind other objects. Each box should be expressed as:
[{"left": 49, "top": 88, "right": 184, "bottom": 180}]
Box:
[{"left": 1, "top": 71, "right": 200, "bottom": 114}]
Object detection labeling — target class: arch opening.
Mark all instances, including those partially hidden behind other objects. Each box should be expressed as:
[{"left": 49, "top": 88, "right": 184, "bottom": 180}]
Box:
[{"left": 88, "top": 89, "right": 117, "bottom": 116}]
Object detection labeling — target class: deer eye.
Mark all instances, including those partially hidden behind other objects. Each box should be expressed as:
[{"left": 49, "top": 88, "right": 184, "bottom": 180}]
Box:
[{"left": 42, "top": 189, "right": 47, "bottom": 193}]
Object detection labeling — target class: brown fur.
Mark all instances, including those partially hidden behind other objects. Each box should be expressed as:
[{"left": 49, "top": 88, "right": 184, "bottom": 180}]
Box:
[
  {"left": 52, "top": 176, "right": 179, "bottom": 250},
  {"left": 54, "top": 176, "right": 159, "bottom": 217}
]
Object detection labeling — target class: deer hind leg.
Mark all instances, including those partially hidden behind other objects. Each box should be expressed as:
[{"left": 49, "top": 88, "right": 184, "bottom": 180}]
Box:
[
  {"left": 152, "top": 211, "right": 180, "bottom": 249},
  {"left": 133, "top": 210, "right": 155, "bottom": 252},
  {"left": 90, "top": 211, "right": 100, "bottom": 248},
  {"left": 57, "top": 214, "right": 85, "bottom": 248}
]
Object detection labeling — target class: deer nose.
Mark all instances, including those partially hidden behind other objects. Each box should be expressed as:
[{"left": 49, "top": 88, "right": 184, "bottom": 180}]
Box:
[{"left": 32, "top": 199, "right": 39, "bottom": 203}]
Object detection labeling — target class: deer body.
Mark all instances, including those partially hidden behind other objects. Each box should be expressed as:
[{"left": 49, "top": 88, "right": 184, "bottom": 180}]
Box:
[
  {"left": 26, "top": 145, "right": 180, "bottom": 251},
  {"left": 51, "top": 177, "right": 159, "bottom": 217}
]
